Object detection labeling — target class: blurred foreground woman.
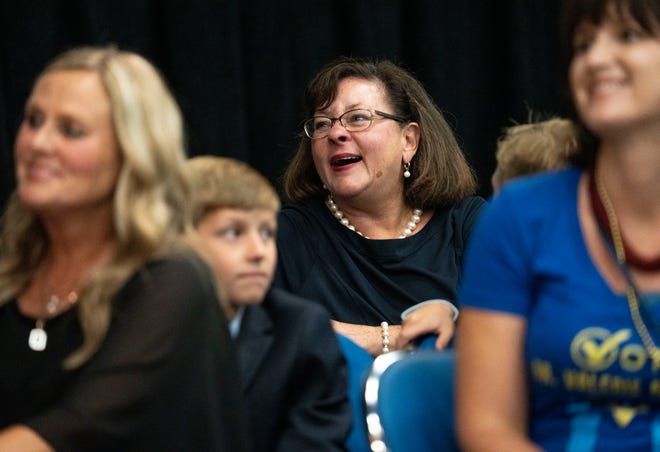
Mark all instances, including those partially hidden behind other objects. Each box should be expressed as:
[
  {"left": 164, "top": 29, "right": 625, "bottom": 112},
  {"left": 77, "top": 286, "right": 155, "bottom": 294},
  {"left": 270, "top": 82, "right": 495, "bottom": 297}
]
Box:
[
  {"left": 457, "top": 1, "right": 660, "bottom": 450},
  {"left": 0, "top": 47, "right": 249, "bottom": 451}
]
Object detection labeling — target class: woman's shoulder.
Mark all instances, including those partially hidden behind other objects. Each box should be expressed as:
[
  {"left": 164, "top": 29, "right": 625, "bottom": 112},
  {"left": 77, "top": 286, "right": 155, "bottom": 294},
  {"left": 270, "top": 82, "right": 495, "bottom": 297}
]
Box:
[
  {"left": 277, "top": 199, "right": 332, "bottom": 241},
  {"left": 497, "top": 166, "right": 581, "bottom": 203},
  {"left": 279, "top": 199, "right": 324, "bottom": 221},
  {"left": 427, "top": 196, "right": 487, "bottom": 236},
  {"left": 119, "top": 249, "right": 216, "bottom": 307},
  {"left": 141, "top": 249, "right": 211, "bottom": 279},
  {"left": 444, "top": 195, "right": 487, "bottom": 220},
  {"left": 484, "top": 167, "right": 582, "bottom": 228}
]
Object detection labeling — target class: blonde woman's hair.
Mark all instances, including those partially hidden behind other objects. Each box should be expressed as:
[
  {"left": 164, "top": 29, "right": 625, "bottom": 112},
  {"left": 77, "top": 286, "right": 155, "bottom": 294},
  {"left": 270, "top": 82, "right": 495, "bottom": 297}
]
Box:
[
  {"left": 0, "top": 46, "right": 193, "bottom": 368},
  {"left": 492, "top": 117, "right": 578, "bottom": 193},
  {"left": 186, "top": 156, "right": 280, "bottom": 226}
]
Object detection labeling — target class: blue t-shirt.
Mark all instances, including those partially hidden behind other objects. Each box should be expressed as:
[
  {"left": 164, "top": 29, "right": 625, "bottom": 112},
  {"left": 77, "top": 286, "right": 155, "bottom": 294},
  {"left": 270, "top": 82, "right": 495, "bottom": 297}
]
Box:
[{"left": 460, "top": 168, "right": 660, "bottom": 451}]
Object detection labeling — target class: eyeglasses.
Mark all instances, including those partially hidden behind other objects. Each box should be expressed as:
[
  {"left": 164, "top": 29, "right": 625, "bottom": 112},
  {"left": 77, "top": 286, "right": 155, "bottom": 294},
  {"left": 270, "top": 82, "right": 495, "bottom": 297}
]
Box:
[{"left": 303, "top": 108, "right": 408, "bottom": 139}]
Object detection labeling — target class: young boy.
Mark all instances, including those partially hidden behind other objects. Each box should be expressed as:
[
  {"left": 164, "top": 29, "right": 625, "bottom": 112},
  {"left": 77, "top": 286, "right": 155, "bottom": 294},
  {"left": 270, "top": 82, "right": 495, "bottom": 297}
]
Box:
[
  {"left": 186, "top": 156, "right": 351, "bottom": 452},
  {"left": 491, "top": 117, "right": 578, "bottom": 194}
]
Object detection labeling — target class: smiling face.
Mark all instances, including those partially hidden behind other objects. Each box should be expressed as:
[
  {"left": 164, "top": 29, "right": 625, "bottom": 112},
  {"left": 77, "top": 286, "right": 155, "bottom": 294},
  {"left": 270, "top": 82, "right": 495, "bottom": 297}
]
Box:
[
  {"left": 14, "top": 70, "right": 121, "bottom": 217},
  {"left": 569, "top": 10, "right": 660, "bottom": 137},
  {"left": 310, "top": 77, "right": 419, "bottom": 204},
  {"left": 196, "top": 208, "right": 277, "bottom": 311}
]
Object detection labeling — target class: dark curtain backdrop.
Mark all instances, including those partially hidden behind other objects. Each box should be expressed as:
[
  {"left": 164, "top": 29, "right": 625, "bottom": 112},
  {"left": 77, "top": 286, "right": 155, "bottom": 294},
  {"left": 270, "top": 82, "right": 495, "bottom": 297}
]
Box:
[{"left": 0, "top": 0, "right": 566, "bottom": 209}]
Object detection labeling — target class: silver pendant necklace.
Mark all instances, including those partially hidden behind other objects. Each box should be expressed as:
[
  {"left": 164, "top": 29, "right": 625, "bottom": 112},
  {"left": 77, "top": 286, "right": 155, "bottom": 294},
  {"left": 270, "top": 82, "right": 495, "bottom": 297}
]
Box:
[
  {"left": 28, "top": 292, "right": 78, "bottom": 352},
  {"left": 28, "top": 319, "right": 48, "bottom": 352}
]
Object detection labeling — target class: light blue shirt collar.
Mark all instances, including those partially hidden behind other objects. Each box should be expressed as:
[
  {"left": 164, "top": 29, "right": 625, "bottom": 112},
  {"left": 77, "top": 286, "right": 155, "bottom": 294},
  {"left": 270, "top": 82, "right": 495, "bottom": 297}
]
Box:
[{"left": 229, "top": 306, "right": 246, "bottom": 339}]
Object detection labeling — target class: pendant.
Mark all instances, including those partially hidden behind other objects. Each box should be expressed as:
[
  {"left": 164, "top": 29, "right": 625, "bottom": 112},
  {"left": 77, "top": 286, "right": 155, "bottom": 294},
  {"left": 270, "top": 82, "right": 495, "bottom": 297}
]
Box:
[{"left": 29, "top": 319, "right": 47, "bottom": 351}]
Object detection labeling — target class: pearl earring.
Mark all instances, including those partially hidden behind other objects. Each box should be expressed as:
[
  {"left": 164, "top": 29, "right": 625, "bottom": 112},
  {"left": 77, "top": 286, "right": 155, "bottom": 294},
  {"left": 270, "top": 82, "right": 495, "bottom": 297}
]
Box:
[{"left": 403, "top": 162, "right": 411, "bottom": 178}]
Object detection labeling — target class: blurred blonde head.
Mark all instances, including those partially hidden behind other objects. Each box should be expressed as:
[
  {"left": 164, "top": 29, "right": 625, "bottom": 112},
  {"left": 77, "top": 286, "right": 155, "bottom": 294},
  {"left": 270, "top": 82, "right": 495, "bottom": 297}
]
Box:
[
  {"left": 0, "top": 46, "right": 192, "bottom": 367},
  {"left": 492, "top": 118, "right": 578, "bottom": 194}
]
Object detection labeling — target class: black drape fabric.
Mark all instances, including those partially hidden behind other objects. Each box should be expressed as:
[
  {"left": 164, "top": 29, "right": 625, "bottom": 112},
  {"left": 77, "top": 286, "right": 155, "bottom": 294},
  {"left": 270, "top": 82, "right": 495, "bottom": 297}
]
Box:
[{"left": 0, "top": 0, "right": 565, "bottom": 208}]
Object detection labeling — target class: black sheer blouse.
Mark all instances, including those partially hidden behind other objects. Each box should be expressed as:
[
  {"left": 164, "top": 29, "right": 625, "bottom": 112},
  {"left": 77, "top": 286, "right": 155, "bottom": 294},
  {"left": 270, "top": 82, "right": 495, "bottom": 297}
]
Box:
[{"left": 0, "top": 251, "right": 250, "bottom": 452}]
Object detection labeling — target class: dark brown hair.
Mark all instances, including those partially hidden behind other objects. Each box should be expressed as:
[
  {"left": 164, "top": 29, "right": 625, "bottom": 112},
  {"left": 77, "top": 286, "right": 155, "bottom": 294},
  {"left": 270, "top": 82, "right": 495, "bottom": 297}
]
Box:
[
  {"left": 283, "top": 57, "right": 477, "bottom": 209},
  {"left": 560, "top": 0, "right": 660, "bottom": 168}
]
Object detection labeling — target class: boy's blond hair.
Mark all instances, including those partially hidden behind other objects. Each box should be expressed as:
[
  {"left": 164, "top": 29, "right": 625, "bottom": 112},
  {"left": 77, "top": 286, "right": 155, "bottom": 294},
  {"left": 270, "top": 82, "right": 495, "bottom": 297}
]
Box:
[
  {"left": 492, "top": 118, "right": 578, "bottom": 193},
  {"left": 186, "top": 156, "right": 281, "bottom": 225}
]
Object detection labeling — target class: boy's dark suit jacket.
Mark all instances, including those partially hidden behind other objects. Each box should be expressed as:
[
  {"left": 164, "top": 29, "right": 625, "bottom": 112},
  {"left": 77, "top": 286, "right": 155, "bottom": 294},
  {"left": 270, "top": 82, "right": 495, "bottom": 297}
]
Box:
[{"left": 234, "top": 288, "right": 351, "bottom": 452}]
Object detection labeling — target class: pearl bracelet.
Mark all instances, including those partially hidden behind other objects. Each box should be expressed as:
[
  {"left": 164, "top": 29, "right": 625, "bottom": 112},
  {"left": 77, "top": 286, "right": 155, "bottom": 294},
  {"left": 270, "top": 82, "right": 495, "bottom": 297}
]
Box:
[{"left": 380, "top": 321, "right": 390, "bottom": 354}]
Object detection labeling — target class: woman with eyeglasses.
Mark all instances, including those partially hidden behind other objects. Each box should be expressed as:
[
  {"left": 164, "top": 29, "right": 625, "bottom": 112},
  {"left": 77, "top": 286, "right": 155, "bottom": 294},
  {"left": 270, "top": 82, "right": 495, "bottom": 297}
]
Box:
[
  {"left": 456, "top": 0, "right": 660, "bottom": 450},
  {"left": 274, "top": 57, "right": 485, "bottom": 355}
]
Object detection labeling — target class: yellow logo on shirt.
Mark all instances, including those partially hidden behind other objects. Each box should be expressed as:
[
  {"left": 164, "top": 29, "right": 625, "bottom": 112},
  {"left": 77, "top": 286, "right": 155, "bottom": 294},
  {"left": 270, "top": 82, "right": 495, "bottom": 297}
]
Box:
[{"left": 570, "top": 327, "right": 632, "bottom": 371}]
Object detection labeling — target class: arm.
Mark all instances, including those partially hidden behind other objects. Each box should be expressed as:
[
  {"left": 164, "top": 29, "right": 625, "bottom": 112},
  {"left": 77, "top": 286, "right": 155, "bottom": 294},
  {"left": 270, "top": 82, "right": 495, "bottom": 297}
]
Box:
[
  {"left": 455, "top": 308, "right": 541, "bottom": 452},
  {"left": 455, "top": 188, "right": 545, "bottom": 450},
  {"left": 0, "top": 425, "right": 53, "bottom": 452},
  {"left": 331, "top": 320, "right": 401, "bottom": 356}
]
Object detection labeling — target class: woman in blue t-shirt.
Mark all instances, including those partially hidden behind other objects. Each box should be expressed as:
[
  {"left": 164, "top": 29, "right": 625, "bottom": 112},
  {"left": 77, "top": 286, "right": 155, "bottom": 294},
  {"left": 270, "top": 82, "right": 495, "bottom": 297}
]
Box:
[{"left": 456, "top": 0, "right": 660, "bottom": 450}]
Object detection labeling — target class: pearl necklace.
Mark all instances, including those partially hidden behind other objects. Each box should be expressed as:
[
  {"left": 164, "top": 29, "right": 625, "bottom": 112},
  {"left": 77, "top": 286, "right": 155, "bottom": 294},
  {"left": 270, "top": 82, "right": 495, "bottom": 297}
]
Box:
[{"left": 326, "top": 194, "right": 422, "bottom": 239}]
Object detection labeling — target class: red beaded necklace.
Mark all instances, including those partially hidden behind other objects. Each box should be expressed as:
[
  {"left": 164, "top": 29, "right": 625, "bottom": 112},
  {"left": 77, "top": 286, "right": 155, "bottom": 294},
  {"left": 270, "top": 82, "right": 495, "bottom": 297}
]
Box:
[{"left": 588, "top": 171, "right": 660, "bottom": 272}]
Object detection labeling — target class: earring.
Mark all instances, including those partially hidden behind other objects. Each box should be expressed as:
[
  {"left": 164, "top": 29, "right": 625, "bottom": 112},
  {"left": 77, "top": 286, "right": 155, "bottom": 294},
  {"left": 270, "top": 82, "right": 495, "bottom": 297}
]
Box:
[{"left": 403, "top": 162, "right": 411, "bottom": 179}]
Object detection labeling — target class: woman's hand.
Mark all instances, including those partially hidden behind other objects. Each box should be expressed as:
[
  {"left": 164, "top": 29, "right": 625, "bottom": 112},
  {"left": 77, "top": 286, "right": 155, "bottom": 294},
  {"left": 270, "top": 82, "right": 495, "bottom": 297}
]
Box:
[{"left": 396, "top": 302, "right": 456, "bottom": 350}]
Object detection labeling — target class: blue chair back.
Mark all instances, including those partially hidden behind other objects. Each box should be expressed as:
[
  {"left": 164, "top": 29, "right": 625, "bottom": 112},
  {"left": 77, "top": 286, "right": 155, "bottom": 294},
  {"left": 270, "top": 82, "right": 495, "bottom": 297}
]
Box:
[
  {"left": 363, "top": 349, "right": 457, "bottom": 452},
  {"left": 336, "top": 334, "right": 374, "bottom": 452}
]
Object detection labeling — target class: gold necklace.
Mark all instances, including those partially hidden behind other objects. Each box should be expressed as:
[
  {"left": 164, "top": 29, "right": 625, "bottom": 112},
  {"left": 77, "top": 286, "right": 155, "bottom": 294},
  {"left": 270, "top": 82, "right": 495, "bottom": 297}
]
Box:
[{"left": 594, "top": 171, "right": 660, "bottom": 368}]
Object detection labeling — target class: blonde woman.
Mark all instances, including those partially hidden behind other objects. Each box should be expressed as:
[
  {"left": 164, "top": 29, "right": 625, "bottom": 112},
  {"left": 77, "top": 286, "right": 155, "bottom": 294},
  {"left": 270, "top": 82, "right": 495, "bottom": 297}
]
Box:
[{"left": 0, "top": 47, "right": 248, "bottom": 451}]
